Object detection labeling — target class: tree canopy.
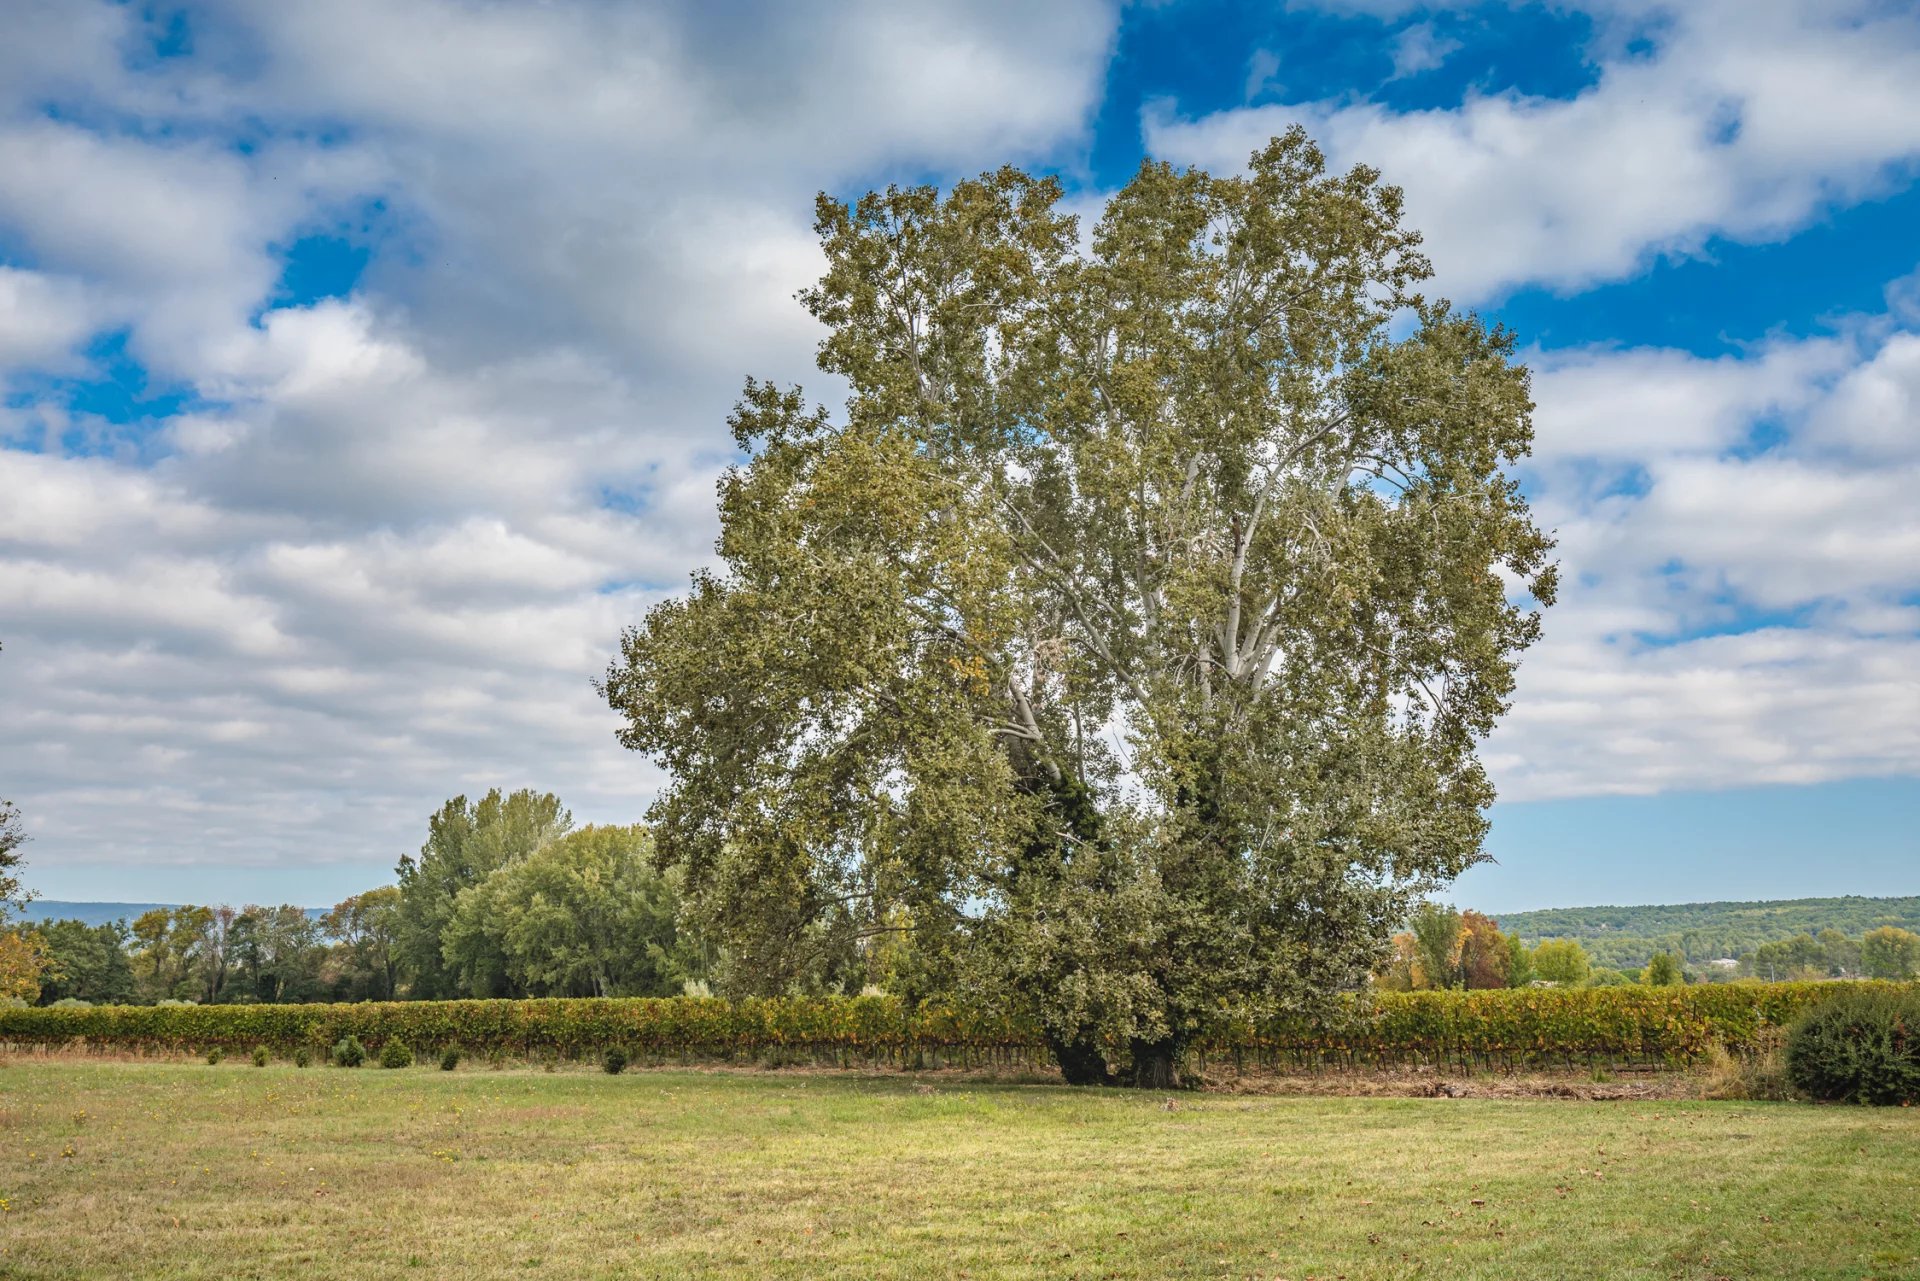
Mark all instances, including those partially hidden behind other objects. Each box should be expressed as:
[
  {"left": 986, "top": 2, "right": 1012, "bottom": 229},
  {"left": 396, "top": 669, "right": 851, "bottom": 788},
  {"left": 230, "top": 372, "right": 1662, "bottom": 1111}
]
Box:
[
  {"left": 605, "top": 129, "right": 1554, "bottom": 1086},
  {"left": 442, "top": 825, "right": 691, "bottom": 999},
  {"left": 394, "top": 788, "right": 572, "bottom": 999}
]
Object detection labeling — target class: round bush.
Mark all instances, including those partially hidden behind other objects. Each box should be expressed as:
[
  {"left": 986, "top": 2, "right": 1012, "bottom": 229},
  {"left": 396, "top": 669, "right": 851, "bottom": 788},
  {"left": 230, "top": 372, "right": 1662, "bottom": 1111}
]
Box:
[
  {"left": 602, "top": 1047, "right": 628, "bottom": 1075},
  {"left": 332, "top": 1035, "right": 367, "bottom": 1068},
  {"left": 251, "top": 1045, "right": 270, "bottom": 1068},
  {"left": 1785, "top": 987, "right": 1920, "bottom": 1105},
  {"left": 379, "top": 1041, "right": 414, "bottom": 1069},
  {"left": 205, "top": 1047, "right": 224, "bottom": 1065},
  {"left": 293, "top": 1045, "right": 312, "bottom": 1068},
  {"left": 439, "top": 1047, "right": 461, "bottom": 1072}
]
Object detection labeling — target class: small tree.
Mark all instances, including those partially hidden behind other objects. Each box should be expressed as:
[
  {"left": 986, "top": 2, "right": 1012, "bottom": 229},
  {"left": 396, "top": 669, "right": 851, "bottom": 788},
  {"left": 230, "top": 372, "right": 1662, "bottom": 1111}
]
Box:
[
  {"left": 1409, "top": 903, "right": 1464, "bottom": 990},
  {"left": 1749, "top": 932, "right": 1829, "bottom": 981},
  {"left": 1644, "top": 951, "right": 1683, "bottom": 986},
  {"left": 1861, "top": 926, "right": 1920, "bottom": 980},
  {"left": 1458, "top": 911, "right": 1512, "bottom": 989},
  {"left": 0, "top": 927, "right": 53, "bottom": 1003},
  {"left": 1503, "top": 932, "right": 1535, "bottom": 988},
  {"left": 1817, "top": 928, "right": 1861, "bottom": 978},
  {"left": 1530, "top": 939, "right": 1590, "bottom": 985}
]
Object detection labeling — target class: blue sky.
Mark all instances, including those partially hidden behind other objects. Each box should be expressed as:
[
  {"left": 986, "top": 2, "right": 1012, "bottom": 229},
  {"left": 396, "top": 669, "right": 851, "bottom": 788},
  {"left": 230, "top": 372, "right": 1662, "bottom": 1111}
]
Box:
[{"left": 1, "top": 0, "right": 1917, "bottom": 913}]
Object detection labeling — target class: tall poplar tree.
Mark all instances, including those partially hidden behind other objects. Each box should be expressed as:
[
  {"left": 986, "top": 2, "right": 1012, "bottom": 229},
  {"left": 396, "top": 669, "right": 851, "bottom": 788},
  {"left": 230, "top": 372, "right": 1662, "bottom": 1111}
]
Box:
[
  {"left": 393, "top": 788, "right": 572, "bottom": 999},
  {"left": 605, "top": 129, "right": 1554, "bottom": 1086}
]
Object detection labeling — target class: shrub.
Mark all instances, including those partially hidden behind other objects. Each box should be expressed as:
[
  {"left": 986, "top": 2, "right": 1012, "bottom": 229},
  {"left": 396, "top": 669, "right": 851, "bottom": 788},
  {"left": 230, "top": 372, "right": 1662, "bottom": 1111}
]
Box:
[
  {"left": 0, "top": 983, "right": 1909, "bottom": 1074},
  {"left": 251, "top": 1045, "right": 270, "bottom": 1068},
  {"left": 439, "top": 1047, "right": 460, "bottom": 1071},
  {"left": 293, "top": 1045, "right": 312, "bottom": 1068},
  {"left": 1785, "top": 988, "right": 1920, "bottom": 1105},
  {"left": 205, "top": 1047, "right": 223, "bottom": 1065},
  {"left": 603, "top": 1047, "right": 628, "bottom": 1075},
  {"left": 379, "top": 1040, "right": 414, "bottom": 1069},
  {"left": 333, "top": 1035, "right": 366, "bottom": 1068}
]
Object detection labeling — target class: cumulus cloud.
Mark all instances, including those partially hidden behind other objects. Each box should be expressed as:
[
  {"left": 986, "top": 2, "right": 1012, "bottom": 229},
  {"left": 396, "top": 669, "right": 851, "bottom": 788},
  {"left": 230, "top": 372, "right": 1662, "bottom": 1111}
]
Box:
[
  {"left": 1147, "top": 0, "right": 1920, "bottom": 302},
  {"left": 1488, "top": 309, "right": 1920, "bottom": 800},
  {"left": 1, "top": 0, "right": 1916, "bottom": 899},
  {"left": 0, "top": 0, "right": 1118, "bottom": 895},
  {"left": 1129, "top": 0, "right": 1920, "bottom": 805}
]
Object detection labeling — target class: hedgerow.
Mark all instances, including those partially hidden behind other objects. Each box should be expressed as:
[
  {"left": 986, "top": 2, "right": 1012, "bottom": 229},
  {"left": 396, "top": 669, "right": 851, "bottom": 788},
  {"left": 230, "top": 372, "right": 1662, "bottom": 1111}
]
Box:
[{"left": 0, "top": 983, "right": 1902, "bottom": 1073}]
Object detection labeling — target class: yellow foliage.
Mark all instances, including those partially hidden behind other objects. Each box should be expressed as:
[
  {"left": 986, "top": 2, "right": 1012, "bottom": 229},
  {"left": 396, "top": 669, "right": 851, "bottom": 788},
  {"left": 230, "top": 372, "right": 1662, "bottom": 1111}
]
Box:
[{"left": 0, "top": 927, "right": 53, "bottom": 1003}]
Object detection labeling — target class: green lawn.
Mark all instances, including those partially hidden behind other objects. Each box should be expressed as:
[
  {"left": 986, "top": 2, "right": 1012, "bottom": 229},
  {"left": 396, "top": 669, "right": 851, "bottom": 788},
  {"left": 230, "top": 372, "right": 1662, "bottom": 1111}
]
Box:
[{"left": 1, "top": 1061, "right": 1917, "bottom": 1279}]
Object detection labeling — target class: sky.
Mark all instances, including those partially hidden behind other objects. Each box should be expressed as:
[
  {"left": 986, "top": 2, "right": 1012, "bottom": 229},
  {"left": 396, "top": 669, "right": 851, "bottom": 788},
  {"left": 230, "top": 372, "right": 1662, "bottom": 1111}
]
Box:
[{"left": 2, "top": 0, "right": 1917, "bottom": 915}]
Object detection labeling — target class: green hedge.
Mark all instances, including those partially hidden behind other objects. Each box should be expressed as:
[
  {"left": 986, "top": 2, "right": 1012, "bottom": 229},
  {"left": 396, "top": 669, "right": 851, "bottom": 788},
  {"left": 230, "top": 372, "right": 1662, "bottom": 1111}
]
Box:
[{"left": 2, "top": 983, "right": 1903, "bottom": 1072}]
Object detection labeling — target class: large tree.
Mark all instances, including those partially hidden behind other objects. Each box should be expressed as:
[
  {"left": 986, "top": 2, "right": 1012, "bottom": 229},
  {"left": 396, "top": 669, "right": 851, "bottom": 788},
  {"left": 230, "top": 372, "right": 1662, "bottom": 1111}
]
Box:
[
  {"left": 441, "top": 825, "right": 691, "bottom": 999},
  {"left": 605, "top": 129, "right": 1554, "bottom": 1086},
  {"left": 35, "top": 919, "right": 137, "bottom": 1005},
  {"left": 393, "top": 789, "right": 572, "bottom": 998},
  {"left": 322, "top": 887, "right": 404, "bottom": 1001},
  {"left": 128, "top": 906, "right": 218, "bottom": 1003},
  {"left": 228, "top": 904, "right": 325, "bottom": 1003}
]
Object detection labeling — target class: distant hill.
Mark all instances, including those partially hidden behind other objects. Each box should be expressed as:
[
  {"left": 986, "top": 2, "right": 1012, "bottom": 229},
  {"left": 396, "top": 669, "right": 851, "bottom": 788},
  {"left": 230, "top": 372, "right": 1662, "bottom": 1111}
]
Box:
[
  {"left": 18, "top": 901, "right": 326, "bottom": 928},
  {"left": 20, "top": 895, "right": 1918, "bottom": 971},
  {"left": 1496, "top": 895, "right": 1920, "bottom": 970}
]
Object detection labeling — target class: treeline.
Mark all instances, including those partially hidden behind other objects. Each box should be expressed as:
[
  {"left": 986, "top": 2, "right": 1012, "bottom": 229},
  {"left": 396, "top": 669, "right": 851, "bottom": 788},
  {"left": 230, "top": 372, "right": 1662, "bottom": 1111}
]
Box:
[
  {"left": 1377, "top": 903, "right": 1920, "bottom": 991},
  {"left": 26, "top": 790, "right": 706, "bottom": 1008},
  {"left": 1375, "top": 904, "right": 1659, "bottom": 992},
  {"left": 1496, "top": 896, "right": 1920, "bottom": 971},
  {"left": 17, "top": 789, "right": 1919, "bottom": 1010}
]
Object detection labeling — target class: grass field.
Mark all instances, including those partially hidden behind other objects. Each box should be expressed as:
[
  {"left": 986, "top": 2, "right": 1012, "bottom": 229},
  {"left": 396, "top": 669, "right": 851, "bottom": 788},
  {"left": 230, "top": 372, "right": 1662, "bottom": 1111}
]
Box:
[{"left": 2, "top": 1061, "right": 1917, "bottom": 1279}]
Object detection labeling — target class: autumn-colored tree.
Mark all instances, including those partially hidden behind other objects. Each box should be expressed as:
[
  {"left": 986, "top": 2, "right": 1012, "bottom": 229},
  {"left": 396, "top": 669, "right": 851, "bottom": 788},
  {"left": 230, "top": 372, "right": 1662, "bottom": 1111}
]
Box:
[
  {"left": 1458, "top": 911, "right": 1513, "bottom": 989},
  {"left": 0, "top": 926, "right": 53, "bottom": 1002},
  {"left": 129, "top": 906, "right": 219, "bottom": 1003}
]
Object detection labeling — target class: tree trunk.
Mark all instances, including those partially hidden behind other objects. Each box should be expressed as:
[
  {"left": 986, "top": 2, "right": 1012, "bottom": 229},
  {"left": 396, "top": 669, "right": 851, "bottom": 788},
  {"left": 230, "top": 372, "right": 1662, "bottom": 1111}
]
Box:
[
  {"left": 1046, "top": 1031, "right": 1113, "bottom": 1086},
  {"left": 1128, "top": 1037, "right": 1180, "bottom": 1090}
]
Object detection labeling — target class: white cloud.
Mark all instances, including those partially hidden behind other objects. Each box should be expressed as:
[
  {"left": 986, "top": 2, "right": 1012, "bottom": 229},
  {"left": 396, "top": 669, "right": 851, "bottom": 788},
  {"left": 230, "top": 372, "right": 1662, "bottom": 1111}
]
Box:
[
  {"left": 1, "top": 0, "right": 1916, "bottom": 901},
  {"left": 0, "top": 0, "right": 1119, "bottom": 895},
  {"left": 1489, "top": 312, "right": 1920, "bottom": 801},
  {"left": 1147, "top": 0, "right": 1920, "bottom": 302},
  {"left": 0, "top": 267, "right": 104, "bottom": 371},
  {"left": 1388, "top": 22, "right": 1462, "bottom": 79}
]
